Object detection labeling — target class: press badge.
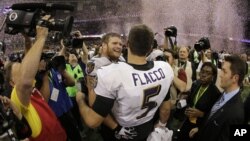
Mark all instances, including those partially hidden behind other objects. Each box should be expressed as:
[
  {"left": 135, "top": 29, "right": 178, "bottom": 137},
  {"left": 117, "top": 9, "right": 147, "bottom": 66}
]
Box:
[
  {"left": 51, "top": 88, "right": 59, "bottom": 102},
  {"left": 76, "top": 82, "right": 82, "bottom": 91},
  {"left": 57, "top": 74, "right": 62, "bottom": 83}
]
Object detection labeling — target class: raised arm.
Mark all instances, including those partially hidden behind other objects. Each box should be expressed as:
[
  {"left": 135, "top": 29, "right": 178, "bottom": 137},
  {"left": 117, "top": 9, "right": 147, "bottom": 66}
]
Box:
[
  {"left": 58, "top": 39, "right": 66, "bottom": 56},
  {"left": 15, "top": 25, "right": 49, "bottom": 106},
  {"left": 81, "top": 42, "right": 89, "bottom": 64}
]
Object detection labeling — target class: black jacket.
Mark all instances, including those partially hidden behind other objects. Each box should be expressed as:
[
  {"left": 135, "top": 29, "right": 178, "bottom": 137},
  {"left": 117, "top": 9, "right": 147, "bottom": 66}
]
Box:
[{"left": 197, "top": 91, "right": 244, "bottom": 141}]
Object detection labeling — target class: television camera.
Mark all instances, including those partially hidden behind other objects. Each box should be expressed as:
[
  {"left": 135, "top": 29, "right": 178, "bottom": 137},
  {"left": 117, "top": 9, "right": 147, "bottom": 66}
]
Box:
[
  {"left": 194, "top": 37, "right": 210, "bottom": 52},
  {"left": 4, "top": 3, "right": 74, "bottom": 37}
]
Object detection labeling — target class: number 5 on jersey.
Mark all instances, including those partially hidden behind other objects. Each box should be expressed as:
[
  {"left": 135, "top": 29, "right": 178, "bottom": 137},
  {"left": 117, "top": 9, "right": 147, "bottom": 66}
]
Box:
[{"left": 136, "top": 85, "right": 161, "bottom": 119}]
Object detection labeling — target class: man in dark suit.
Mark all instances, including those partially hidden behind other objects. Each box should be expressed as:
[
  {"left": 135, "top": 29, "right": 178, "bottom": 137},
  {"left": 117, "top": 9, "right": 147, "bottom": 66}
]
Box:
[
  {"left": 189, "top": 55, "right": 246, "bottom": 141},
  {"left": 244, "top": 95, "right": 250, "bottom": 124}
]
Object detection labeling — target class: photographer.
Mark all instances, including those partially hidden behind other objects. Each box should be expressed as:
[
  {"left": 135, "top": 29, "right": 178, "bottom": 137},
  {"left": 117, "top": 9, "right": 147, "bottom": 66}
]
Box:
[
  {"left": 5, "top": 18, "right": 67, "bottom": 141},
  {"left": 59, "top": 31, "right": 88, "bottom": 137},
  {"left": 163, "top": 26, "right": 192, "bottom": 93},
  {"left": 40, "top": 53, "right": 82, "bottom": 141},
  {"left": 33, "top": 41, "right": 82, "bottom": 141},
  {"left": 194, "top": 37, "right": 223, "bottom": 92}
]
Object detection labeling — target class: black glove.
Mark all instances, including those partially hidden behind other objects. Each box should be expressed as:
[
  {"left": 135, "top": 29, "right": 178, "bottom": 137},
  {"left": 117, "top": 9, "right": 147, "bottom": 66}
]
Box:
[{"left": 113, "top": 124, "right": 138, "bottom": 140}]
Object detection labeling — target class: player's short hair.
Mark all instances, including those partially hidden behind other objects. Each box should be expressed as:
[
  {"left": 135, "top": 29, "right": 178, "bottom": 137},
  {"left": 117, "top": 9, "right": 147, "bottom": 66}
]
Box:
[
  {"left": 101, "top": 32, "right": 121, "bottom": 44},
  {"left": 128, "top": 24, "right": 154, "bottom": 56}
]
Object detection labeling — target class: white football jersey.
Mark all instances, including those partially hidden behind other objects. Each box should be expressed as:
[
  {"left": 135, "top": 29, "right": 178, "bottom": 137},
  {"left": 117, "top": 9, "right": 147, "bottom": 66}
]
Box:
[
  {"left": 86, "top": 56, "right": 112, "bottom": 76},
  {"left": 94, "top": 61, "right": 174, "bottom": 127}
]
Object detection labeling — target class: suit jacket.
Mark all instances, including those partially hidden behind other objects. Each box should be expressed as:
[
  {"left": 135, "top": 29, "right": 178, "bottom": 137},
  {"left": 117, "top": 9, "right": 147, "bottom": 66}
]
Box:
[
  {"left": 244, "top": 95, "right": 250, "bottom": 124},
  {"left": 197, "top": 91, "right": 244, "bottom": 141}
]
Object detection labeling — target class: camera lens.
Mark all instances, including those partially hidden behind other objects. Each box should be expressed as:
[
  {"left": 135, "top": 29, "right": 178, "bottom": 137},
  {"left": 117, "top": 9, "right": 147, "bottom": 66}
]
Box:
[{"left": 164, "top": 26, "right": 177, "bottom": 37}]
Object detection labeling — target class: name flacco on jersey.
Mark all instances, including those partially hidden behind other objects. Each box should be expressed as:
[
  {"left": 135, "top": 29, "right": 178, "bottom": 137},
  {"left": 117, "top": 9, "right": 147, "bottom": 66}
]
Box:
[{"left": 132, "top": 68, "right": 165, "bottom": 86}]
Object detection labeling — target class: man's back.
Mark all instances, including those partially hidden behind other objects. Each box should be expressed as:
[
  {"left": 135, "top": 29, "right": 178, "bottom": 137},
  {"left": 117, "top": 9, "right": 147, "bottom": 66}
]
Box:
[{"left": 94, "top": 61, "right": 174, "bottom": 127}]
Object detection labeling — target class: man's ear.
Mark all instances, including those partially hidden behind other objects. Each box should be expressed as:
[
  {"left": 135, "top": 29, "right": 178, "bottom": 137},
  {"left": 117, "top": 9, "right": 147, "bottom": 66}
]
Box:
[{"left": 233, "top": 74, "right": 239, "bottom": 84}]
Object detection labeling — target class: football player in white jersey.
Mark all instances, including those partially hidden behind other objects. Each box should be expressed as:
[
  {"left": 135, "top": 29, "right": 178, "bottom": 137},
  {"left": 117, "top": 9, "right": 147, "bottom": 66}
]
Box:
[
  {"left": 77, "top": 24, "right": 174, "bottom": 141},
  {"left": 86, "top": 32, "right": 125, "bottom": 140}
]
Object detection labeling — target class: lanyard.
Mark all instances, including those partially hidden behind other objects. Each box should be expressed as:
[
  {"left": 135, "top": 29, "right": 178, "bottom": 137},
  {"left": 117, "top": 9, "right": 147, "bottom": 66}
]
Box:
[{"left": 193, "top": 86, "right": 208, "bottom": 107}]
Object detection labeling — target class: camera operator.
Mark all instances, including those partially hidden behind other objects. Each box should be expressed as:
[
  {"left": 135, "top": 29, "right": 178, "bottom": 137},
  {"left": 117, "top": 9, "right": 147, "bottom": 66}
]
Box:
[
  {"left": 38, "top": 53, "right": 82, "bottom": 141},
  {"left": 5, "top": 15, "right": 67, "bottom": 141}
]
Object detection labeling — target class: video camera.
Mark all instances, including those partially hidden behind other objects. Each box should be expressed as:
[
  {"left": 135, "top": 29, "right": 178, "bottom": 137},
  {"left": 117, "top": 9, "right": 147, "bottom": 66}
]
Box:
[
  {"left": 4, "top": 3, "right": 74, "bottom": 37},
  {"left": 194, "top": 37, "right": 210, "bottom": 52},
  {"left": 164, "top": 26, "right": 177, "bottom": 37},
  {"left": 61, "top": 33, "right": 101, "bottom": 48}
]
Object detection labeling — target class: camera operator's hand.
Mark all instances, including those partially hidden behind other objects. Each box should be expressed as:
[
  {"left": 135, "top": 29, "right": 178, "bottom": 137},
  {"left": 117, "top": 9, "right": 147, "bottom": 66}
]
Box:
[
  {"left": 0, "top": 95, "right": 22, "bottom": 120},
  {"left": 72, "top": 30, "right": 83, "bottom": 38},
  {"left": 36, "top": 15, "right": 50, "bottom": 39},
  {"left": 36, "top": 25, "right": 49, "bottom": 40}
]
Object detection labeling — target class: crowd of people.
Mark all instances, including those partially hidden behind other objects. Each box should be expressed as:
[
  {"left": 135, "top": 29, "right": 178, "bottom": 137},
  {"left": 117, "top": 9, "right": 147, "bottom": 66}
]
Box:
[{"left": 0, "top": 17, "right": 250, "bottom": 141}]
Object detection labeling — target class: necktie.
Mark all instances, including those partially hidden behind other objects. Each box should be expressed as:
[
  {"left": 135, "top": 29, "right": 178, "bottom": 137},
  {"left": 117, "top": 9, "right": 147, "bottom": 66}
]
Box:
[{"left": 209, "top": 95, "right": 225, "bottom": 118}]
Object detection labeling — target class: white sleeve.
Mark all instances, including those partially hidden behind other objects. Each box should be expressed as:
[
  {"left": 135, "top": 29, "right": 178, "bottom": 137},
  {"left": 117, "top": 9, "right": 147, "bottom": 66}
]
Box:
[{"left": 94, "top": 68, "right": 118, "bottom": 99}]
